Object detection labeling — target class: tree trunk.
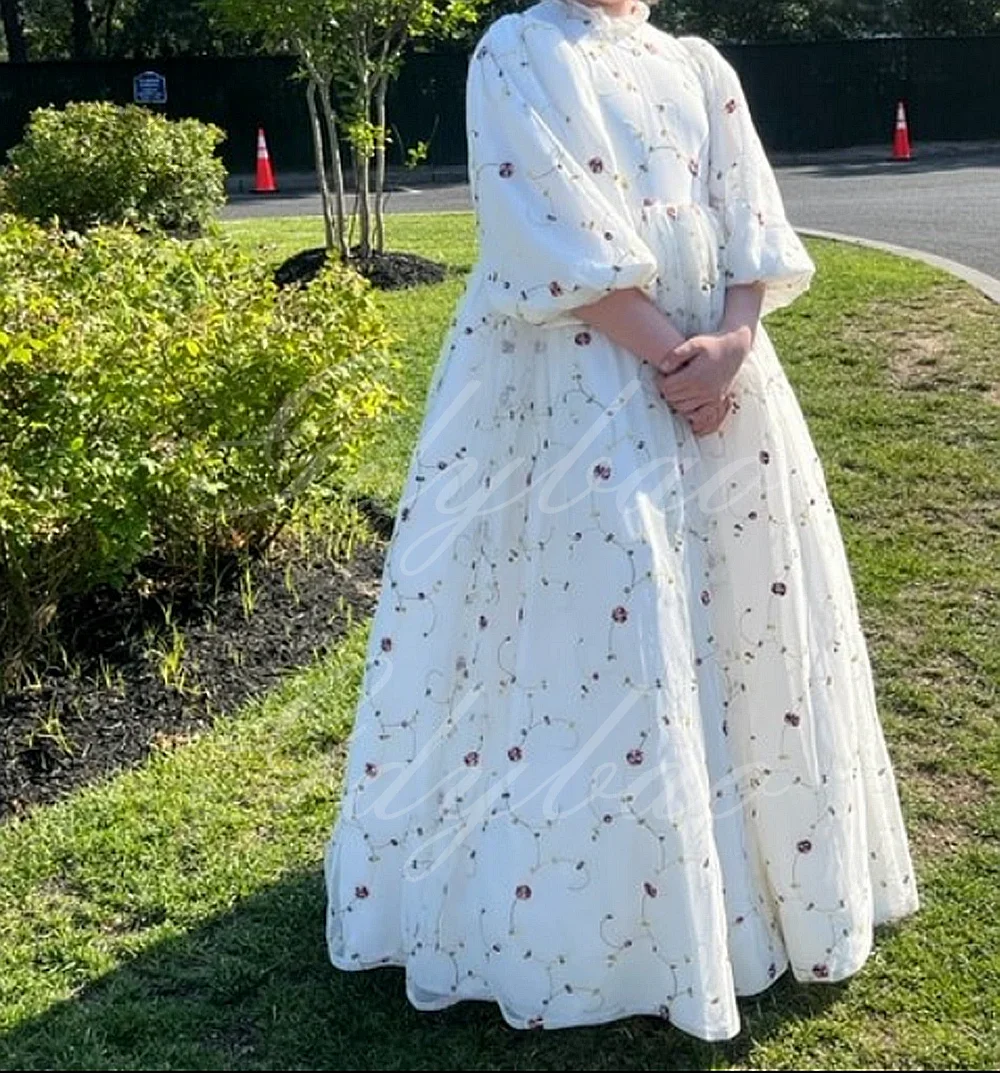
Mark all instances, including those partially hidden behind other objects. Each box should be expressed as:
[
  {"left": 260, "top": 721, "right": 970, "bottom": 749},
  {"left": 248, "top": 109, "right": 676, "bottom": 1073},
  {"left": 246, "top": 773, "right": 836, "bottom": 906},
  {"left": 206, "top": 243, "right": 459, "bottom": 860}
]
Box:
[
  {"left": 71, "top": 0, "right": 97, "bottom": 59},
  {"left": 0, "top": 0, "right": 29, "bottom": 62},
  {"left": 317, "top": 81, "right": 349, "bottom": 260},
  {"left": 349, "top": 148, "right": 362, "bottom": 255},
  {"left": 373, "top": 73, "right": 389, "bottom": 254},
  {"left": 103, "top": 0, "right": 118, "bottom": 56},
  {"left": 350, "top": 21, "right": 372, "bottom": 260},
  {"left": 306, "top": 79, "right": 337, "bottom": 254},
  {"left": 354, "top": 79, "right": 373, "bottom": 259}
]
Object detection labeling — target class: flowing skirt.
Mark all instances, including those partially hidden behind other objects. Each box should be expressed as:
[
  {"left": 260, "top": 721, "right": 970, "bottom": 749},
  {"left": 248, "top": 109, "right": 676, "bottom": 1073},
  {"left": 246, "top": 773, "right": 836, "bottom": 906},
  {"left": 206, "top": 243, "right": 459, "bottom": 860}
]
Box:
[{"left": 322, "top": 206, "right": 919, "bottom": 1040}]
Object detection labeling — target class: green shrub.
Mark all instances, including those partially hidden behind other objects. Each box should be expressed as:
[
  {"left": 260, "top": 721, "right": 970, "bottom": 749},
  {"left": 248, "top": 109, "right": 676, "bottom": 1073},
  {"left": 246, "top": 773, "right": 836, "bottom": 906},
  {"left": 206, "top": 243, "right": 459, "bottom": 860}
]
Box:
[
  {"left": 0, "top": 214, "right": 406, "bottom": 685},
  {"left": 1, "top": 101, "right": 227, "bottom": 234}
]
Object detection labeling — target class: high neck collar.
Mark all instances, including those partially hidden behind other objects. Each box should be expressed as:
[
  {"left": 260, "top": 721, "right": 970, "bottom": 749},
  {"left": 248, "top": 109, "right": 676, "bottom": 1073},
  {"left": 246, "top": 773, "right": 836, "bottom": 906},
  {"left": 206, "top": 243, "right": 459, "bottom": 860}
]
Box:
[{"left": 548, "top": 0, "right": 652, "bottom": 40}]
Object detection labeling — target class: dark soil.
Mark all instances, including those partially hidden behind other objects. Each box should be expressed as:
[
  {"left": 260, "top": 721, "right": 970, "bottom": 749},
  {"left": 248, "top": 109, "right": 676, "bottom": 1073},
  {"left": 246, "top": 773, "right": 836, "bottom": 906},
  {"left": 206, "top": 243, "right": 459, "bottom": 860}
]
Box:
[
  {"left": 273, "top": 246, "right": 447, "bottom": 291},
  {"left": 0, "top": 498, "right": 396, "bottom": 824}
]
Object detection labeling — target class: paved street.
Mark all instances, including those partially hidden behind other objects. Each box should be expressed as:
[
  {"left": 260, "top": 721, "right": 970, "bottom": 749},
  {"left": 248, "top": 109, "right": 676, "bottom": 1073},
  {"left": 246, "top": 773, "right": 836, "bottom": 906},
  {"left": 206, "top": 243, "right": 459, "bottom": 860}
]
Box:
[
  {"left": 221, "top": 143, "right": 1000, "bottom": 280},
  {"left": 776, "top": 147, "right": 1000, "bottom": 280}
]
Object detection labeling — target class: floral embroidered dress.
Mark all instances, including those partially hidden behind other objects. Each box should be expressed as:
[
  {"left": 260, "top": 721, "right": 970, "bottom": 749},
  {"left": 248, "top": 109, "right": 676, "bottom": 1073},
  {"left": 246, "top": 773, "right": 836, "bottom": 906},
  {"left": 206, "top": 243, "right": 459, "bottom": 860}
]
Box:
[{"left": 322, "top": 0, "right": 919, "bottom": 1041}]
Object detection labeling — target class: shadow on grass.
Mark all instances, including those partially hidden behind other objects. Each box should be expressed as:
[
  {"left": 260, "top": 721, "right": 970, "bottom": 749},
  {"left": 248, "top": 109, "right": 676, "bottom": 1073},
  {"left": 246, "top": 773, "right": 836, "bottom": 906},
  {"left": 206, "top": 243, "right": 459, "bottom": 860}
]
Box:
[{"left": 0, "top": 868, "right": 851, "bottom": 1071}]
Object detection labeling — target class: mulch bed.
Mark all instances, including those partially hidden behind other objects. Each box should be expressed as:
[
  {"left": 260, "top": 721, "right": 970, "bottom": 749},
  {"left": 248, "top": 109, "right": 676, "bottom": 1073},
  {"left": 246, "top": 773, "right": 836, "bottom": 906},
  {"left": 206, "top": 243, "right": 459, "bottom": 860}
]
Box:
[
  {"left": 273, "top": 246, "right": 447, "bottom": 291},
  {"left": 0, "top": 501, "right": 395, "bottom": 825}
]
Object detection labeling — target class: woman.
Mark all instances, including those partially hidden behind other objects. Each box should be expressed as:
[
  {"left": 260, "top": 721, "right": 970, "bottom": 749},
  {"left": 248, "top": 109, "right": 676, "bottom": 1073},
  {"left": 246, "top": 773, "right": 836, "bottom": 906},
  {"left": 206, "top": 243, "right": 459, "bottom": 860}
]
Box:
[{"left": 322, "top": 0, "right": 919, "bottom": 1041}]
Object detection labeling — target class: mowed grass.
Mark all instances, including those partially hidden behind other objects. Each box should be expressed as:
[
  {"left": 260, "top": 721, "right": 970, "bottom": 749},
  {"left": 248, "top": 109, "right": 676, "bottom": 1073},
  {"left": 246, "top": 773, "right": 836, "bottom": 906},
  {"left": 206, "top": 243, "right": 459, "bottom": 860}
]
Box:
[{"left": 0, "top": 213, "right": 997, "bottom": 1070}]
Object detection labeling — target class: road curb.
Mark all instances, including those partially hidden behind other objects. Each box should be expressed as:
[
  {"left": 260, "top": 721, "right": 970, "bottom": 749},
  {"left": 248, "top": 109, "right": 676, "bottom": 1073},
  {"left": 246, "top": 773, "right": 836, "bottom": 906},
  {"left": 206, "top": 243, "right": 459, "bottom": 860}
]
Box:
[{"left": 797, "top": 227, "right": 1000, "bottom": 305}]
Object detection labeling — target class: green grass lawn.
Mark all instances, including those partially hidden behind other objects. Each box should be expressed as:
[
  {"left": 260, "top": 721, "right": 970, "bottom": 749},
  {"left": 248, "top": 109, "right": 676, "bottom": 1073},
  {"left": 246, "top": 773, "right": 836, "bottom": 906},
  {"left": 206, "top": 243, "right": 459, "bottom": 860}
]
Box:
[{"left": 0, "top": 213, "right": 997, "bottom": 1070}]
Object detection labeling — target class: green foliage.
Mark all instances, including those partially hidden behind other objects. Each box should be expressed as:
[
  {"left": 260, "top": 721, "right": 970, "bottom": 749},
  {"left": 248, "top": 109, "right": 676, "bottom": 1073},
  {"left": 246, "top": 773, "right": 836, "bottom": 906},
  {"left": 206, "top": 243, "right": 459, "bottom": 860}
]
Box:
[
  {"left": 405, "top": 139, "right": 431, "bottom": 169},
  {"left": 9, "top": 0, "right": 1000, "bottom": 59},
  {"left": 457, "top": 0, "right": 1000, "bottom": 42},
  {"left": 0, "top": 213, "right": 405, "bottom": 685},
  {"left": 13, "top": 0, "right": 260, "bottom": 60},
  {"left": 345, "top": 116, "right": 385, "bottom": 161},
  {"left": 0, "top": 101, "right": 227, "bottom": 235}
]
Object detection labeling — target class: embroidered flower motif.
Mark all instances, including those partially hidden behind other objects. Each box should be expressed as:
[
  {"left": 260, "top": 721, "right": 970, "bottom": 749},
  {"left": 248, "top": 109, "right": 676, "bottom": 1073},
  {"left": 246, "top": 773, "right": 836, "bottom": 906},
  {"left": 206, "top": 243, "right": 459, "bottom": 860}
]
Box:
[
  {"left": 515, "top": 884, "right": 532, "bottom": 899},
  {"left": 380, "top": 636, "right": 392, "bottom": 652},
  {"left": 666, "top": 204, "right": 678, "bottom": 219},
  {"left": 757, "top": 210, "right": 766, "bottom": 226},
  {"left": 643, "top": 880, "right": 658, "bottom": 896},
  {"left": 588, "top": 156, "right": 604, "bottom": 173},
  {"left": 700, "top": 589, "right": 711, "bottom": 605},
  {"left": 626, "top": 748, "right": 644, "bottom": 766},
  {"left": 355, "top": 885, "right": 370, "bottom": 899},
  {"left": 611, "top": 605, "right": 628, "bottom": 623},
  {"left": 772, "top": 581, "right": 788, "bottom": 596},
  {"left": 784, "top": 711, "right": 801, "bottom": 727},
  {"left": 797, "top": 839, "right": 813, "bottom": 854},
  {"left": 549, "top": 280, "right": 564, "bottom": 296},
  {"left": 575, "top": 331, "right": 592, "bottom": 346},
  {"left": 464, "top": 750, "right": 480, "bottom": 767},
  {"left": 688, "top": 157, "right": 700, "bottom": 176},
  {"left": 812, "top": 963, "right": 830, "bottom": 978},
  {"left": 479, "top": 613, "right": 489, "bottom": 628},
  {"left": 498, "top": 161, "right": 515, "bottom": 178},
  {"left": 507, "top": 745, "right": 523, "bottom": 761},
  {"left": 593, "top": 462, "right": 612, "bottom": 480},
  {"left": 759, "top": 449, "right": 771, "bottom": 464},
  {"left": 724, "top": 97, "right": 738, "bottom": 114},
  {"left": 364, "top": 762, "right": 379, "bottom": 777}
]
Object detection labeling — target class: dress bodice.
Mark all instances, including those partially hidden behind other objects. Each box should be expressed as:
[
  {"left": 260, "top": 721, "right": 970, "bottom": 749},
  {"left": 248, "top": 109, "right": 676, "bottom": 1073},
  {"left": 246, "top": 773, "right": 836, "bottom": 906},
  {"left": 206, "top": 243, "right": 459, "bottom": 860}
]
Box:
[{"left": 465, "top": 0, "right": 816, "bottom": 331}]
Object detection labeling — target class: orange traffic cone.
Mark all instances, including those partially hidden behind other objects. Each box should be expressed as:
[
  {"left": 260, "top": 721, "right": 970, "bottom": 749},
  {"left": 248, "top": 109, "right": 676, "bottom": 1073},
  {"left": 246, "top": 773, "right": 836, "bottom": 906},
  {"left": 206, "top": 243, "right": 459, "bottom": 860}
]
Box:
[
  {"left": 253, "top": 127, "right": 278, "bottom": 193},
  {"left": 891, "top": 100, "right": 912, "bottom": 161}
]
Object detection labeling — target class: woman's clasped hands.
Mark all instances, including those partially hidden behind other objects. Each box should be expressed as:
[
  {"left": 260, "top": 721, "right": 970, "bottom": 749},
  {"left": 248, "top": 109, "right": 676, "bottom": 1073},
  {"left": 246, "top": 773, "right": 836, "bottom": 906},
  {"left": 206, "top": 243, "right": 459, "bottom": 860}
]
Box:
[{"left": 654, "top": 326, "right": 753, "bottom": 437}]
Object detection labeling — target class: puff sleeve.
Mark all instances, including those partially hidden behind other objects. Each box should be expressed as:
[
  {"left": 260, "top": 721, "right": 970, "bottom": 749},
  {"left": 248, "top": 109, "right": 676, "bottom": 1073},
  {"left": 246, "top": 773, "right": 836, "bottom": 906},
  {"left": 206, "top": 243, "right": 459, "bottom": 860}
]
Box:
[
  {"left": 679, "top": 35, "right": 816, "bottom": 318},
  {"left": 466, "top": 17, "right": 661, "bottom": 329}
]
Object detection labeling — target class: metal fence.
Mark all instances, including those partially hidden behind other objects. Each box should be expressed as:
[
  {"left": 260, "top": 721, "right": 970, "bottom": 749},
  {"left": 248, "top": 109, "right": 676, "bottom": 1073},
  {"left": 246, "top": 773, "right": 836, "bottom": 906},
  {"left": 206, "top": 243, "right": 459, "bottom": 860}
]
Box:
[{"left": 1, "top": 35, "right": 997, "bottom": 174}]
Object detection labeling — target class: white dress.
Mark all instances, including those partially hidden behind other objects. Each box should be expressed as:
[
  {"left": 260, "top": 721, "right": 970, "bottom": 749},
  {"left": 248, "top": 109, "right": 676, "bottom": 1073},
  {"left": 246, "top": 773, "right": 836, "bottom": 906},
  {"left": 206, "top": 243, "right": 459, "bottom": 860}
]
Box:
[{"left": 323, "top": 0, "right": 919, "bottom": 1041}]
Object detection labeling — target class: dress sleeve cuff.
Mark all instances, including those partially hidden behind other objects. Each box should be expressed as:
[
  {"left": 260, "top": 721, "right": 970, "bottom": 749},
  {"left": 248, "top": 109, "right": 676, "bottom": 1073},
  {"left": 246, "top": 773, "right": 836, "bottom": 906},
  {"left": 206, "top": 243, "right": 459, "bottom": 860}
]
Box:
[
  {"left": 721, "top": 199, "right": 816, "bottom": 318},
  {"left": 500, "top": 248, "right": 661, "bottom": 329}
]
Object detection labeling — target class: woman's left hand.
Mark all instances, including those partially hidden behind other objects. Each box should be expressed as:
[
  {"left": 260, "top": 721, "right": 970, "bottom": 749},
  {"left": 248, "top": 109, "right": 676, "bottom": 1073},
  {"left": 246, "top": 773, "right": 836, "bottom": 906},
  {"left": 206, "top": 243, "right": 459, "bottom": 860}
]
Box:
[{"left": 653, "top": 327, "right": 752, "bottom": 418}]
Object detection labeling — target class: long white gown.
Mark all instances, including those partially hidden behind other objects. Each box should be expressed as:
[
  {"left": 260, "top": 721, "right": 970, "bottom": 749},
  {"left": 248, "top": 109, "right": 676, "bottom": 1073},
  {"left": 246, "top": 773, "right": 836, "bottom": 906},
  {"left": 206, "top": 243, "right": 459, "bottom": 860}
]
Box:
[{"left": 322, "top": 0, "right": 920, "bottom": 1041}]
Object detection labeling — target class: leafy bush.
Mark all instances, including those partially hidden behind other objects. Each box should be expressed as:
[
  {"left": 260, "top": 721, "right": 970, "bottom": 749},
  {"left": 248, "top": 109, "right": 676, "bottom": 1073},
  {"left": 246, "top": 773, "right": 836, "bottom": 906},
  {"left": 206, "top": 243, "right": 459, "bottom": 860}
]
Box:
[
  {"left": 0, "top": 101, "right": 227, "bottom": 234},
  {"left": 0, "top": 213, "right": 406, "bottom": 685}
]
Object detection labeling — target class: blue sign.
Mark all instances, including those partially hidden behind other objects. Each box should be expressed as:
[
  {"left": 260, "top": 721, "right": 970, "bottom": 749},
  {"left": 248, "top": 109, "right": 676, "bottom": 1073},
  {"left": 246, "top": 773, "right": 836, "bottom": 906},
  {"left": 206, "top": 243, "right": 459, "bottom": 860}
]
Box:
[{"left": 133, "top": 70, "right": 167, "bottom": 105}]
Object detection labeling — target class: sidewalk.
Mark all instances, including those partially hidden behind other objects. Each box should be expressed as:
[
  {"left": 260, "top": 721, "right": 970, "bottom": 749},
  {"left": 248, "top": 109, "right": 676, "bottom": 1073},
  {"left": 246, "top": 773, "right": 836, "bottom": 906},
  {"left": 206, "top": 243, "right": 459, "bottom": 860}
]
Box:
[
  {"left": 769, "top": 138, "right": 1000, "bottom": 166},
  {"left": 226, "top": 140, "right": 1000, "bottom": 196},
  {"left": 227, "top": 163, "right": 469, "bottom": 196}
]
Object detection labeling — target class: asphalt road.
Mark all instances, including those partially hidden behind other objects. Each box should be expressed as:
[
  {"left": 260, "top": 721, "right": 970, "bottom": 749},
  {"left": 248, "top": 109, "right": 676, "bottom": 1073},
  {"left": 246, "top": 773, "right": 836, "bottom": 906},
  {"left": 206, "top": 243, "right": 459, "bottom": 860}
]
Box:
[{"left": 221, "top": 144, "right": 1000, "bottom": 281}]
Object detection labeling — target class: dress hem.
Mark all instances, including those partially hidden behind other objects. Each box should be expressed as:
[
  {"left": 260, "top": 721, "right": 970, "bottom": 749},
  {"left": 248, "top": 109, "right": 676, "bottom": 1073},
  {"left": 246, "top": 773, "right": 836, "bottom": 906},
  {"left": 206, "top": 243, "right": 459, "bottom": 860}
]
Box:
[
  {"left": 327, "top": 948, "right": 743, "bottom": 1041},
  {"left": 324, "top": 894, "right": 919, "bottom": 1042}
]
